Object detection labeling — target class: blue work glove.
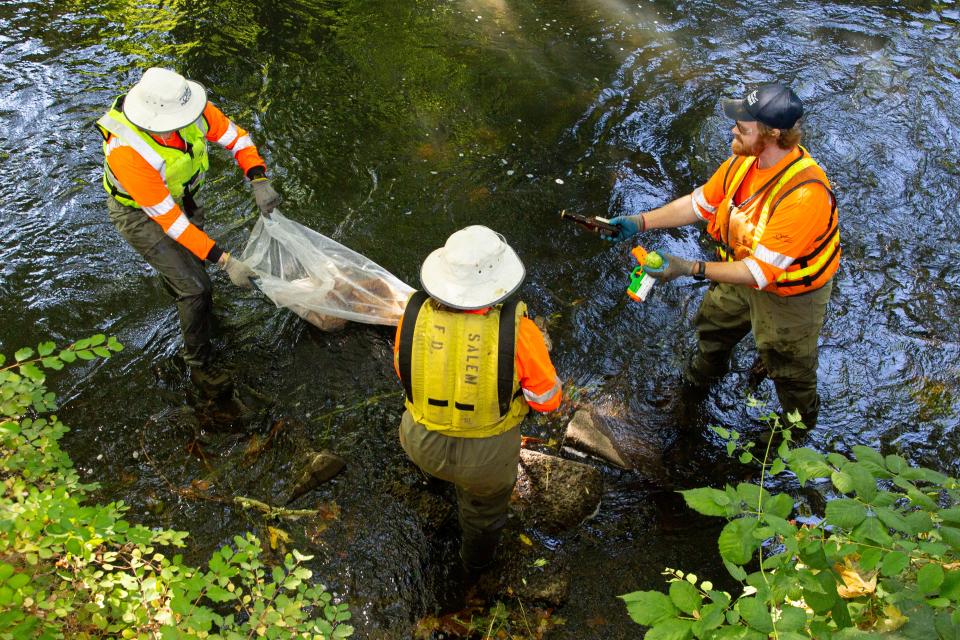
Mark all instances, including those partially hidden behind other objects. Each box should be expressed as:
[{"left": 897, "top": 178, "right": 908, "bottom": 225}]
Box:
[
  {"left": 642, "top": 253, "right": 693, "bottom": 283},
  {"left": 604, "top": 214, "right": 645, "bottom": 242}
]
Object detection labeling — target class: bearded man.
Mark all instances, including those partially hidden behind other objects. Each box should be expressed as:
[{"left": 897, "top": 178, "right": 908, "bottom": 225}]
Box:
[{"left": 607, "top": 83, "right": 840, "bottom": 428}]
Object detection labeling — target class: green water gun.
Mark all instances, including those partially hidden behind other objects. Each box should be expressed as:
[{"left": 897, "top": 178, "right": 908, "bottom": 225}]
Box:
[{"left": 627, "top": 246, "right": 664, "bottom": 302}]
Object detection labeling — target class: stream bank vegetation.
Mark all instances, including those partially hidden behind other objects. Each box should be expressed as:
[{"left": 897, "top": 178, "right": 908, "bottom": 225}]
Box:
[
  {"left": 621, "top": 400, "right": 960, "bottom": 639},
  {"left": 0, "top": 337, "right": 353, "bottom": 639}
]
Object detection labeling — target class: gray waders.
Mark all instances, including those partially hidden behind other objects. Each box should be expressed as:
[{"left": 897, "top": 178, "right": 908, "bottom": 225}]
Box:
[
  {"left": 686, "top": 281, "right": 832, "bottom": 428},
  {"left": 399, "top": 410, "right": 521, "bottom": 572},
  {"left": 106, "top": 195, "right": 213, "bottom": 371}
]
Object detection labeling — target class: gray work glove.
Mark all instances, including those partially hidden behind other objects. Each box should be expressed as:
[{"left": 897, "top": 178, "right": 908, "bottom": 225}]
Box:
[
  {"left": 219, "top": 252, "right": 257, "bottom": 288},
  {"left": 642, "top": 253, "right": 692, "bottom": 283},
  {"left": 251, "top": 177, "right": 280, "bottom": 217}
]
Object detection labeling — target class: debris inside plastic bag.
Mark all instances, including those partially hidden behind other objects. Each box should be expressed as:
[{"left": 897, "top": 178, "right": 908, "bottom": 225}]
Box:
[{"left": 241, "top": 210, "right": 414, "bottom": 330}]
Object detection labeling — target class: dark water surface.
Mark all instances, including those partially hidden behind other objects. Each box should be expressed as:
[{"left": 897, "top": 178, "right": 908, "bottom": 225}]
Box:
[{"left": 2, "top": 0, "right": 960, "bottom": 637}]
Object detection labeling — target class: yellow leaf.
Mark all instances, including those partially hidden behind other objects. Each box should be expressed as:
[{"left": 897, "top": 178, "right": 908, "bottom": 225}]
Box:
[
  {"left": 268, "top": 526, "right": 290, "bottom": 550},
  {"left": 519, "top": 533, "right": 533, "bottom": 546},
  {"left": 876, "top": 603, "right": 908, "bottom": 632},
  {"left": 834, "top": 559, "right": 877, "bottom": 599}
]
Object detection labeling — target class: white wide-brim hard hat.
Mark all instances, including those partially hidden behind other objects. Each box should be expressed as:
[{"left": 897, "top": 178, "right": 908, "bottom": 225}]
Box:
[
  {"left": 420, "top": 225, "right": 525, "bottom": 310},
  {"left": 123, "top": 67, "right": 207, "bottom": 133}
]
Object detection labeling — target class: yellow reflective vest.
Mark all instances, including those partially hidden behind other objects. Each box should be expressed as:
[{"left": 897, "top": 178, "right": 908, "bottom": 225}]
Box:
[
  {"left": 96, "top": 96, "right": 210, "bottom": 208},
  {"left": 396, "top": 292, "right": 529, "bottom": 438}
]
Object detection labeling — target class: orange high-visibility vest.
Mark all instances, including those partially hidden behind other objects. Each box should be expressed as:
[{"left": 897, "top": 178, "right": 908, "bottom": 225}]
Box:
[{"left": 705, "top": 147, "right": 840, "bottom": 295}]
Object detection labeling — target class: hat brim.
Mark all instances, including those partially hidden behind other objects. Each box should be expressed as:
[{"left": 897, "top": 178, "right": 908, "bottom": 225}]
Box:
[
  {"left": 722, "top": 98, "right": 755, "bottom": 122},
  {"left": 123, "top": 79, "right": 207, "bottom": 133},
  {"left": 420, "top": 245, "right": 526, "bottom": 310}
]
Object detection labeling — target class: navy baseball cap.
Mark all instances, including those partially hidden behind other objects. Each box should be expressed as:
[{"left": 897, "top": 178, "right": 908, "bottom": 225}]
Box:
[{"left": 722, "top": 83, "right": 804, "bottom": 129}]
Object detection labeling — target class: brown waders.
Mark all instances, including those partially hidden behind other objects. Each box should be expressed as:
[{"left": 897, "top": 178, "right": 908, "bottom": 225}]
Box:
[
  {"left": 106, "top": 195, "right": 213, "bottom": 371},
  {"left": 686, "top": 281, "right": 833, "bottom": 428},
  {"left": 399, "top": 410, "right": 520, "bottom": 572}
]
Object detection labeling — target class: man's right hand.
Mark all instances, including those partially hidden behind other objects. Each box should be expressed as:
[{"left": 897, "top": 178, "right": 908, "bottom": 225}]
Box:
[
  {"left": 605, "top": 214, "right": 645, "bottom": 242},
  {"left": 219, "top": 252, "right": 256, "bottom": 288}
]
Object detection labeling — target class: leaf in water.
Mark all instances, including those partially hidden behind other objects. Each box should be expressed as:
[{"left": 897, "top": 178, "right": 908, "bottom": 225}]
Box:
[
  {"left": 268, "top": 526, "right": 290, "bottom": 550},
  {"left": 243, "top": 434, "right": 265, "bottom": 459},
  {"left": 531, "top": 558, "right": 548, "bottom": 568},
  {"left": 287, "top": 451, "right": 346, "bottom": 504},
  {"left": 520, "top": 436, "right": 544, "bottom": 448},
  {"left": 519, "top": 533, "right": 533, "bottom": 546},
  {"left": 318, "top": 501, "right": 341, "bottom": 521},
  {"left": 191, "top": 479, "right": 210, "bottom": 492}
]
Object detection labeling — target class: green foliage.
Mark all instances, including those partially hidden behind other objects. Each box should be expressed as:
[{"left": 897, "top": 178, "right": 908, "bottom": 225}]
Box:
[
  {"left": 621, "top": 401, "right": 960, "bottom": 639},
  {"left": 0, "top": 338, "right": 353, "bottom": 639}
]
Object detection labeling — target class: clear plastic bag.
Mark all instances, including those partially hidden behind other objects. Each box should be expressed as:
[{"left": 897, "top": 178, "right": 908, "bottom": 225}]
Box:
[{"left": 240, "top": 210, "right": 414, "bottom": 330}]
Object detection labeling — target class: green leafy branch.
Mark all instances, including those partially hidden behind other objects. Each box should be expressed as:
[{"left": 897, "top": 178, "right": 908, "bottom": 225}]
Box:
[
  {"left": 620, "top": 401, "right": 960, "bottom": 640},
  {"left": 0, "top": 334, "right": 123, "bottom": 418},
  {"left": 0, "top": 337, "right": 354, "bottom": 639}
]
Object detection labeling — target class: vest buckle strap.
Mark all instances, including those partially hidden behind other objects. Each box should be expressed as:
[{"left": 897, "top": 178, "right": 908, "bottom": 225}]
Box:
[
  {"left": 427, "top": 398, "right": 448, "bottom": 407},
  {"left": 454, "top": 402, "right": 475, "bottom": 411}
]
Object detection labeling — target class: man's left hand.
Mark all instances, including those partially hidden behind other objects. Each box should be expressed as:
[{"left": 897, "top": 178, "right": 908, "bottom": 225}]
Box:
[
  {"left": 251, "top": 178, "right": 280, "bottom": 216},
  {"left": 643, "top": 253, "right": 693, "bottom": 282}
]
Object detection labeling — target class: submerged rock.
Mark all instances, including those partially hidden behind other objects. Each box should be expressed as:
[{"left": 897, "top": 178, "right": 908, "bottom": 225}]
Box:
[
  {"left": 286, "top": 450, "right": 346, "bottom": 504},
  {"left": 512, "top": 449, "right": 602, "bottom": 533},
  {"left": 564, "top": 408, "right": 630, "bottom": 468},
  {"left": 563, "top": 406, "right": 669, "bottom": 478},
  {"left": 472, "top": 549, "right": 571, "bottom": 607}
]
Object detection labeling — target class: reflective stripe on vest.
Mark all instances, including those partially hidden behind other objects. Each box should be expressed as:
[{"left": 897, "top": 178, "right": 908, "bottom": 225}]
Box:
[
  {"left": 714, "top": 157, "right": 755, "bottom": 261},
  {"left": 749, "top": 156, "right": 818, "bottom": 254},
  {"left": 96, "top": 97, "right": 210, "bottom": 208},
  {"left": 714, "top": 148, "right": 840, "bottom": 291},
  {"left": 397, "top": 295, "right": 529, "bottom": 438}
]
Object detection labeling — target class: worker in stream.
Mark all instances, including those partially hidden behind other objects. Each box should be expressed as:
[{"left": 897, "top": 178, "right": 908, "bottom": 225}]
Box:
[
  {"left": 393, "top": 226, "right": 563, "bottom": 575},
  {"left": 607, "top": 83, "right": 840, "bottom": 428},
  {"left": 95, "top": 67, "right": 280, "bottom": 399}
]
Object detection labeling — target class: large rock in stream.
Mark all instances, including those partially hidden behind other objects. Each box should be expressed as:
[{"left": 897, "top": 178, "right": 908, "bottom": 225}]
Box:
[
  {"left": 512, "top": 449, "right": 602, "bottom": 533},
  {"left": 285, "top": 450, "right": 346, "bottom": 504},
  {"left": 563, "top": 406, "right": 669, "bottom": 477}
]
